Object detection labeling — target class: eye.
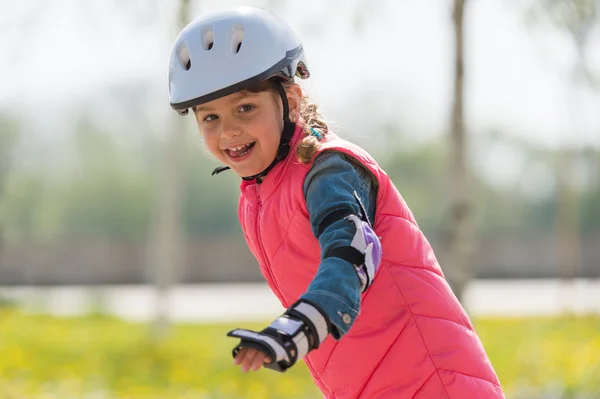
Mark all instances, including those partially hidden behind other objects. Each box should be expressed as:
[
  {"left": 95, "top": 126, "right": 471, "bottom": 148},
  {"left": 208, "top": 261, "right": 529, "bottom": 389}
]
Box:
[
  {"left": 238, "top": 104, "right": 255, "bottom": 113},
  {"left": 203, "top": 114, "right": 219, "bottom": 122}
]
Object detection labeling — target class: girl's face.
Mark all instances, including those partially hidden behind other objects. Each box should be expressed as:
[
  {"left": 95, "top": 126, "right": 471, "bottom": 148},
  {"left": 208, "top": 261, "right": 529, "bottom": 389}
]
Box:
[{"left": 194, "top": 84, "right": 301, "bottom": 178}]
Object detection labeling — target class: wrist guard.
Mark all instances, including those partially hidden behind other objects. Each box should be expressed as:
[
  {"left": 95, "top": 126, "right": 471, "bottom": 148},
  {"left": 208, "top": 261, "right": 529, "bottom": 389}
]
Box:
[{"left": 227, "top": 299, "right": 330, "bottom": 372}]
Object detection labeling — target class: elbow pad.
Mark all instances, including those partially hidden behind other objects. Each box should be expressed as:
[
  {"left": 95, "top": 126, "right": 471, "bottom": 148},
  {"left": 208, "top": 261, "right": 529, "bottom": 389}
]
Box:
[{"left": 327, "top": 214, "right": 382, "bottom": 292}]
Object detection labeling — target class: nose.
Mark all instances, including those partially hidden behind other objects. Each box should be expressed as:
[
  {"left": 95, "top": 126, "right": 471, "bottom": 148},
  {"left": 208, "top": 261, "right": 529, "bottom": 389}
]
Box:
[{"left": 220, "top": 120, "right": 242, "bottom": 140}]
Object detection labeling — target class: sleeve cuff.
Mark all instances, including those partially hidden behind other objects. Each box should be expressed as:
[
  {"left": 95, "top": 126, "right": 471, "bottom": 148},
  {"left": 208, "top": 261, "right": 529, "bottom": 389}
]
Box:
[{"left": 300, "top": 290, "right": 359, "bottom": 340}]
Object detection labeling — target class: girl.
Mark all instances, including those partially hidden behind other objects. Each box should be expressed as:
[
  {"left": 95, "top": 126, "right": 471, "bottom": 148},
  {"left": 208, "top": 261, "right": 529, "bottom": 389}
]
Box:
[{"left": 168, "top": 6, "right": 505, "bottom": 399}]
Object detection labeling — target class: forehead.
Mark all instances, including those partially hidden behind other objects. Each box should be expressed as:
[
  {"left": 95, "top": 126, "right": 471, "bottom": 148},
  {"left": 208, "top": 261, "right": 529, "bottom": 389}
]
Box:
[{"left": 194, "top": 90, "right": 264, "bottom": 113}]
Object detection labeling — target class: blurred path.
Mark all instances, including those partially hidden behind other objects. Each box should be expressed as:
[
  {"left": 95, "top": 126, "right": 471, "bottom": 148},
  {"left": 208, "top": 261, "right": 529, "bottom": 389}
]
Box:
[{"left": 1, "top": 279, "right": 599, "bottom": 322}]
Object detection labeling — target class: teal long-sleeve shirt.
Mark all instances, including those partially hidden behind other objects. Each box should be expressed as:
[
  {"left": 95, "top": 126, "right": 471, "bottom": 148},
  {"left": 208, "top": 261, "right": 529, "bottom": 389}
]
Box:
[{"left": 299, "top": 150, "right": 377, "bottom": 339}]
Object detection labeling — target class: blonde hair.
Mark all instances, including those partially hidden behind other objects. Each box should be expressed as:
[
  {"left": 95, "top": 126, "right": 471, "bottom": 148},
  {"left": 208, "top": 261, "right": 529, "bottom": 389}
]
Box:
[
  {"left": 247, "top": 80, "right": 330, "bottom": 164},
  {"left": 295, "top": 93, "right": 329, "bottom": 163}
]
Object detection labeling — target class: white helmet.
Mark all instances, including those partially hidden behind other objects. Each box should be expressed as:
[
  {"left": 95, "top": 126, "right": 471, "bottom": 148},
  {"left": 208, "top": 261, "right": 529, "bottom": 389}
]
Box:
[{"left": 168, "top": 6, "right": 310, "bottom": 115}]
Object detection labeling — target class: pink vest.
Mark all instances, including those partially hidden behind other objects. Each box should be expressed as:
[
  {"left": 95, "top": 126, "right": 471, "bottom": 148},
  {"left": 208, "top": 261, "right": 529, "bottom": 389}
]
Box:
[{"left": 238, "top": 126, "right": 505, "bottom": 398}]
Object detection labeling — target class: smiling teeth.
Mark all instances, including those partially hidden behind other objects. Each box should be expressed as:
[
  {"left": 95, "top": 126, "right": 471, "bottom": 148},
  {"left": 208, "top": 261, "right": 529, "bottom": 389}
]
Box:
[{"left": 229, "top": 144, "right": 251, "bottom": 151}]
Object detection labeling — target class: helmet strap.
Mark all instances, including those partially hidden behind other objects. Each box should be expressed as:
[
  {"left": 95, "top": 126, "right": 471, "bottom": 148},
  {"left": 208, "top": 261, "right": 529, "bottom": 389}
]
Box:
[{"left": 212, "top": 80, "right": 296, "bottom": 184}]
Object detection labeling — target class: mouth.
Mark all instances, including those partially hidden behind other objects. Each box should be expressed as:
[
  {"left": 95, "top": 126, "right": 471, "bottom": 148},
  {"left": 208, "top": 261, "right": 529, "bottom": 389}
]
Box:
[{"left": 225, "top": 142, "right": 256, "bottom": 162}]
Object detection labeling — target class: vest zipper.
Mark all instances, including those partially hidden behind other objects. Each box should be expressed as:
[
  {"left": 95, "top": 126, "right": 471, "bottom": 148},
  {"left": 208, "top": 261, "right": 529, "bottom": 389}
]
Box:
[
  {"left": 255, "top": 185, "right": 284, "bottom": 301},
  {"left": 255, "top": 187, "right": 332, "bottom": 395}
]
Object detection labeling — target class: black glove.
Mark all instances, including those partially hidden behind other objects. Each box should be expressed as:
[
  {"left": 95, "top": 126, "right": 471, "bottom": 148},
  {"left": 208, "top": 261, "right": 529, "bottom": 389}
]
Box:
[{"left": 227, "top": 299, "right": 331, "bottom": 372}]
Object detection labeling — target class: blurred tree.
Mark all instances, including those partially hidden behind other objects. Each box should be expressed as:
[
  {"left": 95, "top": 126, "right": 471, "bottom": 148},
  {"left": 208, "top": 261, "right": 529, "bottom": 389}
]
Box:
[
  {"left": 441, "top": 0, "right": 473, "bottom": 304},
  {"left": 0, "top": 113, "right": 20, "bottom": 300},
  {"left": 383, "top": 139, "right": 447, "bottom": 235},
  {"left": 61, "top": 119, "right": 153, "bottom": 239},
  {"left": 146, "top": 0, "right": 192, "bottom": 342},
  {"left": 182, "top": 139, "right": 240, "bottom": 238},
  {"left": 579, "top": 147, "right": 600, "bottom": 233},
  {"left": 0, "top": 113, "right": 20, "bottom": 255},
  {"left": 527, "top": 0, "right": 599, "bottom": 88},
  {"left": 0, "top": 113, "right": 19, "bottom": 202},
  {"left": 526, "top": 0, "right": 599, "bottom": 284},
  {"left": 470, "top": 131, "right": 558, "bottom": 233}
]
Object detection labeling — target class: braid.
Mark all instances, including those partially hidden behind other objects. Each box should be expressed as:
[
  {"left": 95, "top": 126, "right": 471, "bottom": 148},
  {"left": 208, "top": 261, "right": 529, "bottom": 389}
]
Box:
[{"left": 295, "top": 95, "right": 329, "bottom": 163}]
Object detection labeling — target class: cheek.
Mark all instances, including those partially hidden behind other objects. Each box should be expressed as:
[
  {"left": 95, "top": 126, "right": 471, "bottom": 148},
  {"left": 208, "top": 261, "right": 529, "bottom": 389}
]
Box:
[
  {"left": 256, "top": 120, "right": 283, "bottom": 155},
  {"left": 201, "top": 130, "right": 222, "bottom": 157}
]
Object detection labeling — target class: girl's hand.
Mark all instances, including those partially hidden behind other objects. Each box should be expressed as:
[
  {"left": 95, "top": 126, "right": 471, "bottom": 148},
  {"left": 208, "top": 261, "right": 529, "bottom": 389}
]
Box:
[{"left": 233, "top": 347, "right": 272, "bottom": 372}]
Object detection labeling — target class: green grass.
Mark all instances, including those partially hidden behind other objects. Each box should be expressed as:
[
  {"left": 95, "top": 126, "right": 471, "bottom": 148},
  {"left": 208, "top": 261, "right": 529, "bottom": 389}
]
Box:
[
  {"left": 0, "top": 309, "right": 599, "bottom": 398},
  {"left": 476, "top": 315, "right": 600, "bottom": 398}
]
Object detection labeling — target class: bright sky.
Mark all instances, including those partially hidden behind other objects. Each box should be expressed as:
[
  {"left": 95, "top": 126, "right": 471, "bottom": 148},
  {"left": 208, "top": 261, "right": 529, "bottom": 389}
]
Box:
[{"left": 1, "top": 0, "right": 599, "bottom": 151}]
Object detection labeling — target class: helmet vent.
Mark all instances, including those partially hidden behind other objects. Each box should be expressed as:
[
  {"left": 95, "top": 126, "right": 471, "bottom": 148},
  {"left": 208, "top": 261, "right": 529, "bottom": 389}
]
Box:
[
  {"left": 177, "top": 43, "right": 191, "bottom": 71},
  {"left": 230, "top": 25, "right": 244, "bottom": 55},
  {"left": 202, "top": 29, "right": 214, "bottom": 51}
]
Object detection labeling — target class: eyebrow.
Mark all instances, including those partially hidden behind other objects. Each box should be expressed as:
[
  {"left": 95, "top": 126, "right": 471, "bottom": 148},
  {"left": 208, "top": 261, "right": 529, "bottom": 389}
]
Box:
[{"left": 194, "top": 91, "right": 258, "bottom": 113}]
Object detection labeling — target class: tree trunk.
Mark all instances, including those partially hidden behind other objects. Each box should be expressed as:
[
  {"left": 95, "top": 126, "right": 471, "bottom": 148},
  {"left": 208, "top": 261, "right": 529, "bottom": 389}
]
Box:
[
  {"left": 444, "top": 0, "right": 473, "bottom": 305},
  {"left": 147, "top": 0, "right": 191, "bottom": 341},
  {"left": 555, "top": 150, "right": 580, "bottom": 299},
  {"left": 555, "top": 38, "right": 587, "bottom": 313}
]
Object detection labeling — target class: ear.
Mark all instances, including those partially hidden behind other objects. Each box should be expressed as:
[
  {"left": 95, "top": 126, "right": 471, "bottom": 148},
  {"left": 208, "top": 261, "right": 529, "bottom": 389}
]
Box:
[{"left": 285, "top": 84, "right": 303, "bottom": 122}]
